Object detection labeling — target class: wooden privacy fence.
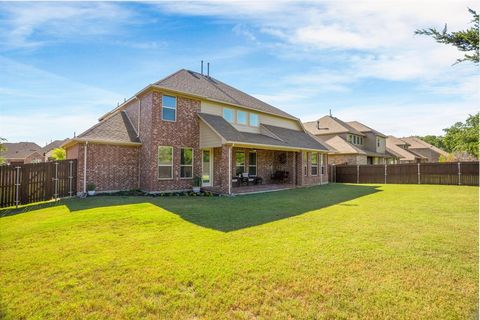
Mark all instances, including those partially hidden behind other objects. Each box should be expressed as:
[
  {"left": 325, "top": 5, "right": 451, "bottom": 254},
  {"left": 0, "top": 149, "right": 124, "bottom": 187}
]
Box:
[
  {"left": 0, "top": 160, "right": 77, "bottom": 208},
  {"left": 329, "top": 162, "right": 479, "bottom": 186}
]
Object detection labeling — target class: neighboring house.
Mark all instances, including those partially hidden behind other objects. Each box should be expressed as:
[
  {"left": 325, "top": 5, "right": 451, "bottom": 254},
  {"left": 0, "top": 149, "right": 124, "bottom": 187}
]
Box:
[
  {"left": 304, "top": 116, "right": 396, "bottom": 165},
  {"left": 0, "top": 142, "right": 44, "bottom": 165},
  {"left": 42, "top": 139, "right": 67, "bottom": 161},
  {"left": 400, "top": 136, "right": 450, "bottom": 162},
  {"left": 386, "top": 136, "right": 427, "bottom": 163},
  {"left": 62, "top": 69, "right": 329, "bottom": 195}
]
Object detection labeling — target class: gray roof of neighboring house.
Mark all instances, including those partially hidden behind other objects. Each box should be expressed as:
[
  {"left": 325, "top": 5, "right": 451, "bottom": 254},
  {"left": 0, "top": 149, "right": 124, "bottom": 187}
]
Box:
[
  {"left": 1, "top": 142, "right": 42, "bottom": 159},
  {"left": 304, "top": 116, "right": 365, "bottom": 136},
  {"left": 400, "top": 137, "right": 449, "bottom": 156},
  {"left": 77, "top": 111, "right": 140, "bottom": 143},
  {"left": 387, "top": 135, "right": 410, "bottom": 147},
  {"left": 42, "top": 139, "right": 67, "bottom": 153},
  {"left": 155, "top": 69, "right": 296, "bottom": 119},
  {"left": 346, "top": 121, "right": 386, "bottom": 138},
  {"left": 319, "top": 135, "right": 391, "bottom": 157},
  {"left": 198, "top": 113, "right": 327, "bottom": 151}
]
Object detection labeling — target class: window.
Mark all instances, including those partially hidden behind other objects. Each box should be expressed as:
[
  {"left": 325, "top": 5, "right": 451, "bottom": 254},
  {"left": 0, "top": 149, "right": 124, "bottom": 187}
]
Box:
[
  {"left": 235, "top": 151, "right": 245, "bottom": 175},
  {"left": 320, "top": 153, "right": 325, "bottom": 175},
  {"left": 162, "top": 95, "right": 176, "bottom": 121},
  {"left": 249, "top": 113, "right": 259, "bottom": 127},
  {"left": 237, "top": 111, "right": 247, "bottom": 125},
  {"left": 303, "top": 151, "right": 308, "bottom": 176},
  {"left": 376, "top": 137, "right": 382, "bottom": 148},
  {"left": 360, "top": 137, "right": 363, "bottom": 145},
  {"left": 347, "top": 134, "right": 353, "bottom": 143},
  {"left": 248, "top": 151, "right": 257, "bottom": 175},
  {"left": 223, "top": 108, "right": 234, "bottom": 123},
  {"left": 180, "top": 148, "right": 193, "bottom": 178},
  {"left": 158, "top": 146, "right": 173, "bottom": 179},
  {"left": 311, "top": 153, "right": 318, "bottom": 176}
]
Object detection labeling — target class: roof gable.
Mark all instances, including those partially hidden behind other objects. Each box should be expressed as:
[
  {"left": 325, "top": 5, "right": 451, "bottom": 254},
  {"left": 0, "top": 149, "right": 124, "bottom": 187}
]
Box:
[
  {"left": 304, "top": 116, "right": 365, "bottom": 136},
  {"left": 155, "top": 69, "right": 295, "bottom": 119},
  {"left": 346, "top": 121, "right": 386, "bottom": 137},
  {"left": 77, "top": 111, "right": 140, "bottom": 144}
]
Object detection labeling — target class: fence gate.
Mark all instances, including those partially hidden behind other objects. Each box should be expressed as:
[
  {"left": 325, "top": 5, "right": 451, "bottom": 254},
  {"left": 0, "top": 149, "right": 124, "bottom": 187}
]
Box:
[{"left": 0, "top": 160, "right": 77, "bottom": 208}]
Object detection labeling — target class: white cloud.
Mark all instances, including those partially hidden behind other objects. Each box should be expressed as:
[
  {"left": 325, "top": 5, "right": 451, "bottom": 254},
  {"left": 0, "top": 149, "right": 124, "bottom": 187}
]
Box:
[
  {"left": 0, "top": 2, "right": 134, "bottom": 49},
  {"left": 0, "top": 57, "right": 123, "bottom": 144}
]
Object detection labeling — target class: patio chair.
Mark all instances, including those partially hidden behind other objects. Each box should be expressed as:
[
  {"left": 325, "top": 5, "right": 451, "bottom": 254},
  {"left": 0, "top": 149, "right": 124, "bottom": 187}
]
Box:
[{"left": 241, "top": 172, "right": 255, "bottom": 185}]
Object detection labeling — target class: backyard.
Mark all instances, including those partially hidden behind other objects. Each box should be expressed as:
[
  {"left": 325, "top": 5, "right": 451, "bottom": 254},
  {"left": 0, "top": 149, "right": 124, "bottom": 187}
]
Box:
[{"left": 0, "top": 183, "right": 478, "bottom": 319}]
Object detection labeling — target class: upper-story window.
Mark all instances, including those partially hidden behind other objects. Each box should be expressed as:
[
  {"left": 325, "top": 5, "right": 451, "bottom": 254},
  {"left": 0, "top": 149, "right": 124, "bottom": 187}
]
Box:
[
  {"left": 223, "top": 108, "right": 235, "bottom": 123},
  {"left": 249, "top": 113, "right": 259, "bottom": 127},
  {"left": 348, "top": 134, "right": 363, "bottom": 145},
  {"left": 162, "top": 95, "right": 176, "bottom": 122},
  {"left": 237, "top": 111, "right": 247, "bottom": 125},
  {"left": 376, "top": 137, "right": 382, "bottom": 148}
]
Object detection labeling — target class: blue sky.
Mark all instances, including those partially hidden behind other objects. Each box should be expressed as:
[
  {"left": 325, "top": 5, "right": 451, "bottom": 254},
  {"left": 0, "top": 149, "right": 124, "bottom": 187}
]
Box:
[{"left": 0, "top": 1, "right": 478, "bottom": 146}]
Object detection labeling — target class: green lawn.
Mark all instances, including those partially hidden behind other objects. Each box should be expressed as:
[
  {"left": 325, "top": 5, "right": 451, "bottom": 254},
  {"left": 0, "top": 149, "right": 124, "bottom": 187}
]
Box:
[{"left": 0, "top": 184, "right": 478, "bottom": 319}]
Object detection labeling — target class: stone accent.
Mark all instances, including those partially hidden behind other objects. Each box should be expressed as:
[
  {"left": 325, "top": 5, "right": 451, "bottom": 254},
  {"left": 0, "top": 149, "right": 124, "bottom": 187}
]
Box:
[{"left": 75, "top": 143, "right": 139, "bottom": 193}]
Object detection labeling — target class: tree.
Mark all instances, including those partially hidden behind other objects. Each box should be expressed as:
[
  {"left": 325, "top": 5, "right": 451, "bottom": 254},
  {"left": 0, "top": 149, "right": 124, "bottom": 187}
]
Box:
[
  {"left": 443, "top": 113, "right": 479, "bottom": 158},
  {"left": 0, "top": 137, "right": 6, "bottom": 165},
  {"left": 51, "top": 148, "right": 66, "bottom": 160},
  {"left": 415, "top": 8, "right": 479, "bottom": 64},
  {"left": 416, "top": 135, "right": 446, "bottom": 150}
]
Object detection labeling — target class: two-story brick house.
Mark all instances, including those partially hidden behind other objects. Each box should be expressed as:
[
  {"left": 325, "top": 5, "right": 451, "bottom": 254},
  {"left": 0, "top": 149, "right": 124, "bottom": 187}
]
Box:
[
  {"left": 63, "top": 69, "right": 329, "bottom": 195},
  {"left": 304, "top": 115, "right": 396, "bottom": 165}
]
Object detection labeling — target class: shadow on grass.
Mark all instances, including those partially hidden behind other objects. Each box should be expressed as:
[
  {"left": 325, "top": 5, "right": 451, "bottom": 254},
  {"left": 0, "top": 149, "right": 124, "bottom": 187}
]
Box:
[{"left": 0, "top": 184, "right": 381, "bottom": 232}]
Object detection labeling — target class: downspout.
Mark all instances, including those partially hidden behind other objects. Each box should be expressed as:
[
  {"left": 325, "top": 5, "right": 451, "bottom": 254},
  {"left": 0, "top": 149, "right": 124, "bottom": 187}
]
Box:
[
  {"left": 136, "top": 96, "right": 142, "bottom": 189},
  {"left": 83, "top": 141, "right": 88, "bottom": 194},
  {"left": 228, "top": 144, "right": 234, "bottom": 195}
]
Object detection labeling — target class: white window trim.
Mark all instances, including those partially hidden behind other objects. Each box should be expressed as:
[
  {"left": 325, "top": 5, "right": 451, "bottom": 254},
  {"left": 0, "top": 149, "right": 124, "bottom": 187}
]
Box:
[
  {"left": 162, "top": 95, "right": 177, "bottom": 122},
  {"left": 311, "top": 153, "right": 318, "bottom": 176},
  {"left": 249, "top": 113, "right": 259, "bottom": 127},
  {"left": 248, "top": 151, "right": 257, "bottom": 176},
  {"left": 235, "top": 151, "right": 245, "bottom": 175},
  {"left": 303, "top": 151, "right": 308, "bottom": 176},
  {"left": 180, "top": 147, "right": 194, "bottom": 179},
  {"left": 237, "top": 110, "right": 247, "bottom": 125},
  {"left": 158, "top": 146, "right": 173, "bottom": 180},
  {"left": 223, "top": 107, "right": 235, "bottom": 123}
]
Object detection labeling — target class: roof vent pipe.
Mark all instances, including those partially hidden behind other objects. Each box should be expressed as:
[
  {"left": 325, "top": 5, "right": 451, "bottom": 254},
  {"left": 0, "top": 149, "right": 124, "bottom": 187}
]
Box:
[
  {"left": 207, "top": 62, "right": 210, "bottom": 77},
  {"left": 201, "top": 60, "right": 203, "bottom": 75}
]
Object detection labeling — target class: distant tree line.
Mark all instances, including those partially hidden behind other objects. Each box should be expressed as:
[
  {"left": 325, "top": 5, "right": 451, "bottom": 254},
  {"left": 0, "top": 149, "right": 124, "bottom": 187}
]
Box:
[{"left": 418, "top": 113, "right": 479, "bottom": 161}]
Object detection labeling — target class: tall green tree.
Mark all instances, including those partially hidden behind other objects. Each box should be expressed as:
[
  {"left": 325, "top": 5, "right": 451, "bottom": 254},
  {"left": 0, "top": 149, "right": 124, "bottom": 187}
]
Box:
[
  {"left": 443, "top": 113, "right": 479, "bottom": 158},
  {"left": 415, "top": 8, "right": 479, "bottom": 64}
]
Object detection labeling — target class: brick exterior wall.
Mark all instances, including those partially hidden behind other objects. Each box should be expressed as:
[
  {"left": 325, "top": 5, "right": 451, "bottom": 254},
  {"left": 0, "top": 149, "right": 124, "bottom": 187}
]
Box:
[
  {"left": 140, "top": 92, "right": 202, "bottom": 192},
  {"left": 74, "top": 143, "right": 139, "bottom": 193},
  {"left": 208, "top": 145, "right": 230, "bottom": 194},
  {"left": 299, "top": 151, "right": 328, "bottom": 186}
]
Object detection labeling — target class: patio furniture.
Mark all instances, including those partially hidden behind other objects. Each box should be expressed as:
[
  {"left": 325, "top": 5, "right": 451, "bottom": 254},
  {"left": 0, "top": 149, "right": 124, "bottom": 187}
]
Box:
[
  {"left": 254, "top": 176, "right": 263, "bottom": 185},
  {"left": 271, "top": 170, "right": 289, "bottom": 183},
  {"left": 241, "top": 172, "right": 255, "bottom": 185},
  {"left": 232, "top": 176, "right": 240, "bottom": 187}
]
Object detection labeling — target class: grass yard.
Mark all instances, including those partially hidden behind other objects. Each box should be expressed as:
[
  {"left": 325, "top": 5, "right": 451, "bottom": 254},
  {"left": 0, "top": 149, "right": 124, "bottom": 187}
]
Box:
[{"left": 0, "top": 184, "right": 478, "bottom": 319}]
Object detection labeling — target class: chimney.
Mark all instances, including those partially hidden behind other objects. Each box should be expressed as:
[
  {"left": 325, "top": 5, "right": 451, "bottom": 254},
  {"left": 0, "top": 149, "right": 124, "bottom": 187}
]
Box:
[
  {"left": 207, "top": 62, "right": 210, "bottom": 77},
  {"left": 317, "top": 120, "right": 320, "bottom": 130},
  {"left": 201, "top": 60, "right": 204, "bottom": 75}
]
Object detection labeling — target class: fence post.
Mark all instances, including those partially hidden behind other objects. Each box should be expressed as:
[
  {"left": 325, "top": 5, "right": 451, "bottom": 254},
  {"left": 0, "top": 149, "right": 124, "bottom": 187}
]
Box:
[
  {"left": 15, "top": 166, "right": 21, "bottom": 208},
  {"left": 384, "top": 163, "right": 387, "bottom": 184},
  {"left": 69, "top": 160, "right": 73, "bottom": 196},
  {"left": 458, "top": 162, "right": 461, "bottom": 185},
  {"left": 417, "top": 163, "right": 421, "bottom": 184},
  {"left": 357, "top": 165, "right": 360, "bottom": 184},
  {"left": 54, "top": 162, "right": 59, "bottom": 200}
]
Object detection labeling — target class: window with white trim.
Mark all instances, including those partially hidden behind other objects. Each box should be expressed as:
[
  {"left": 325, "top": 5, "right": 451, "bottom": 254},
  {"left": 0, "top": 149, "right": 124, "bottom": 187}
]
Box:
[
  {"left": 320, "top": 153, "right": 325, "bottom": 175},
  {"left": 249, "top": 113, "right": 259, "bottom": 127},
  {"left": 180, "top": 148, "right": 193, "bottom": 178},
  {"left": 311, "top": 152, "right": 318, "bottom": 176},
  {"left": 237, "top": 111, "right": 247, "bottom": 125},
  {"left": 158, "top": 146, "right": 173, "bottom": 179},
  {"left": 303, "top": 151, "right": 308, "bottom": 176},
  {"left": 248, "top": 151, "right": 257, "bottom": 175},
  {"left": 162, "top": 95, "right": 176, "bottom": 121},
  {"left": 235, "top": 151, "right": 245, "bottom": 175},
  {"left": 223, "top": 108, "right": 234, "bottom": 123}
]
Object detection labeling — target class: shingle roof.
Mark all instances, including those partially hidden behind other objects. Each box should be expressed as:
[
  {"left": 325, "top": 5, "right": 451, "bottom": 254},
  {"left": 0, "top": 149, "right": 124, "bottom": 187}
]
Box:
[
  {"left": 319, "top": 136, "right": 366, "bottom": 155},
  {"left": 304, "top": 116, "right": 365, "bottom": 136},
  {"left": 346, "top": 121, "right": 386, "bottom": 138},
  {"left": 77, "top": 111, "right": 140, "bottom": 143},
  {"left": 387, "top": 135, "right": 410, "bottom": 147},
  {"left": 1, "top": 142, "right": 42, "bottom": 159},
  {"left": 400, "top": 137, "right": 449, "bottom": 156},
  {"left": 198, "top": 113, "right": 327, "bottom": 151},
  {"left": 155, "top": 69, "right": 296, "bottom": 119},
  {"left": 42, "top": 139, "right": 67, "bottom": 153}
]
